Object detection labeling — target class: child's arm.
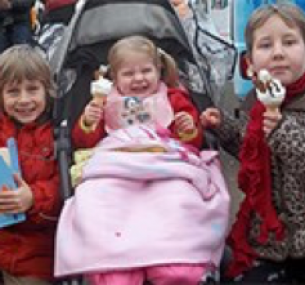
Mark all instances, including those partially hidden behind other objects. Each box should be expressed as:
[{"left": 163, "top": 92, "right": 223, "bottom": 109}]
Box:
[
  {"left": 200, "top": 107, "right": 222, "bottom": 129},
  {"left": 0, "top": 174, "right": 33, "bottom": 214},
  {"left": 201, "top": 107, "right": 247, "bottom": 158},
  {"left": 268, "top": 112, "right": 305, "bottom": 160},
  {"left": 72, "top": 99, "right": 106, "bottom": 148},
  {"left": 168, "top": 88, "right": 203, "bottom": 148},
  {"left": 25, "top": 173, "right": 61, "bottom": 226},
  {"left": 0, "top": 172, "right": 61, "bottom": 227}
]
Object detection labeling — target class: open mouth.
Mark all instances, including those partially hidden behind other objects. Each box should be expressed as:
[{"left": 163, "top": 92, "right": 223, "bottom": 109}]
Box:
[
  {"left": 131, "top": 86, "right": 147, "bottom": 93},
  {"left": 15, "top": 107, "right": 36, "bottom": 116}
]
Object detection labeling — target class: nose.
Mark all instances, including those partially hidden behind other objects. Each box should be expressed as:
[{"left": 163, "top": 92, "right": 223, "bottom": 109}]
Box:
[
  {"left": 272, "top": 42, "right": 285, "bottom": 59},
  {"left": 18, "top": 90, "right": 30, "bottom": 103},
  {"left": 134, "top": 71, "right": 144, "bottom": 81}
]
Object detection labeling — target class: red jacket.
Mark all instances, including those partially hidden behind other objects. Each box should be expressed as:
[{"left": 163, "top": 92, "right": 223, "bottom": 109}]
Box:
[
  {"left": 0, "top": 114, "right": 61, "bottom": 280},
  {"left": 72, "top": 87, "right": 203, "bottom": 149}
]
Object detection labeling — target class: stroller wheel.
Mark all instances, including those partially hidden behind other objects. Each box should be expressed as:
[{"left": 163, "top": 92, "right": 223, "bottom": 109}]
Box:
[
  {"left": 198, "top": 265, "right": 220, "bottom": 285},
  {"left": 201, "top": 276, "right": 218, "bottom": 284},
  {"left": 198, "top": 277, "right": 218, "bottom": 285}
]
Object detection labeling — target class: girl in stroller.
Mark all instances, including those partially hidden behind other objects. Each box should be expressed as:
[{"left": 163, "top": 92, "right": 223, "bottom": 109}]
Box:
[
  {"left": 55, "top": 35, "right": 230, "bottom": 285},
  {"left": 73, "top": 35, "right": 203, "bottom": 150}
]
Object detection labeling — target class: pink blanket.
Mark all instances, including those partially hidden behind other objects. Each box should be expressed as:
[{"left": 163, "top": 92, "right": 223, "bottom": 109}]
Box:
[{"left": 55, "top": 126, "right": 230, "bottom": 277}]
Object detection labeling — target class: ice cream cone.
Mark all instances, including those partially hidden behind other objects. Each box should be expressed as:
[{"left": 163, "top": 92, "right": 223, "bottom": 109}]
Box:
[
  {"left": 255, "top": 69, "right": 286, "bottom": 113},
  {"left": 265, "top": 104, "right": 280, "bottom": 115},
  {"left": 92, "top": 91, "right": 106, "bottom": 107},
  {"left": 90, "top": 77, "right": 113, "bottom": 130}
]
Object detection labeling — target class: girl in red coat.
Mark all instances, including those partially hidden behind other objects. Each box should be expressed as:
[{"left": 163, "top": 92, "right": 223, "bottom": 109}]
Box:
[{"left": 0, "top": 45, "right": 61, "bottom": 285}]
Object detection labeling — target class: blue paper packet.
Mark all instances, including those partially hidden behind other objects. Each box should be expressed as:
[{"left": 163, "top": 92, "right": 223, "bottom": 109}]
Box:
[{"left": 0, "top": 138, "right": 26, "bottom": 228}]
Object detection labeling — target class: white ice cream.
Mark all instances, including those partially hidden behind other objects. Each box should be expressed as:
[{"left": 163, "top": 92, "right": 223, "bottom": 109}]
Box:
[
  {"left": 256, "top": 69, "right": 286, "bottom": 108},
  {"left": 91, "top": 77, "right": 113, "bottom": 97}
]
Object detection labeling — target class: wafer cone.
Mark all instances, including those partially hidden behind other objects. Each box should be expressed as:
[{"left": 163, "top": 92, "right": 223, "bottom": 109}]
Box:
[{"left": 265, "top": 104, "right": 280, "bottom": 115}]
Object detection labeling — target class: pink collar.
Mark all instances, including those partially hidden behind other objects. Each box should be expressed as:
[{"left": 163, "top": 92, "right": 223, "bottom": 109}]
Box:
[{"left": 104, "top": 82, "right": 174, "bottom": 134}]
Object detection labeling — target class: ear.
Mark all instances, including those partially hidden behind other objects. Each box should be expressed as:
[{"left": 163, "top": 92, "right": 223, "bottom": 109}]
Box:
[{"left": 239, "top": 51, "right": 253, "bottom": 80}]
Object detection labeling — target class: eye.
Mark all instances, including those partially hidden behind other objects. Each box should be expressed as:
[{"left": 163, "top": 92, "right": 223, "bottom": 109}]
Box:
[
  {"left": 121, "top": 70, "right": 133, "bottom": 77},
  {"left": 142, "top": 67, "right": 153, "bottom": 74},
  {"left": 27, "top": 84, "right": 40, "bottom": 94},
  {"left": 283, "top": 38, "right": 298, "bottom": 46},
  {"left": 5, "top": 87, "right": 19, "bottom": 97},
  {"left": 257, "top": 41, "right": 271, "bottom": 49}
]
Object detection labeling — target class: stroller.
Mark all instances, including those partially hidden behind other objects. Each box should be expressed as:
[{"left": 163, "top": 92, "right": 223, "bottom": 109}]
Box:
[{"left": 48, "top": 0, "right": 236, "bottom": 284}]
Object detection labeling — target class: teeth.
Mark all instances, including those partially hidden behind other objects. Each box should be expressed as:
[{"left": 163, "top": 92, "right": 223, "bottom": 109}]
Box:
[{"left": 16, "top": 109, "right": 34, "bottom": 114}]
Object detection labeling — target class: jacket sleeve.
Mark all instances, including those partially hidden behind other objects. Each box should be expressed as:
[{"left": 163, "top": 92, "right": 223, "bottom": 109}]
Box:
[
  {"left": 26, "top": 166, "right": 62, "bottom": 227},
  {"left": 268, "top": 111, "right": 305, "bottom": 166},
  {"left": 168, "top": 88, "right": 203, "bottom": 149},
  {"left": 72, "top": 117, "right": 106, "bottom": 149},
  {"left": 216, "top": 110, "right": 248, "bottom": 158}
]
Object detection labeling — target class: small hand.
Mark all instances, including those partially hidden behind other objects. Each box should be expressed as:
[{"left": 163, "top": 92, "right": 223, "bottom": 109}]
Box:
[
  {"left": 0, "top": 0, "right": 11, "bottom": 10},
  {"left": 170, "top": 0, "right": 190, "bottom": 17},
  {"left": 82, "top": 98, "right": 104, "bottom": 127},
  {"left": 0, "top": 174, "right": 33, "bottom": 214},
  {"left": 263, "top": 109, "right": 282, "bottom": 137},
  {"left": 174, "top": 111, "right": 196, "bottom": 134},
  {"left": 200, "top": 108, "right": 221, "bottom": 128}
]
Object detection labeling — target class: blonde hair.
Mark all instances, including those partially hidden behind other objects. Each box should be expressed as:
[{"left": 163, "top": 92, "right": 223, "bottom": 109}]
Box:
[
  {"left": 245, "top": 3, "right": 305, "bottom": 55},
  {"left": 0, "top": 45, "right": 56, "bottom": 109},
  {"left": 108, "top": 35, "right": 179, "bottom": 87}
]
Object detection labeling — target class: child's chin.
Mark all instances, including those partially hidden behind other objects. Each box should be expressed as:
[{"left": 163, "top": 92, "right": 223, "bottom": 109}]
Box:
[
  {"left": 270, "top": 72, "right": 290, "bottom": 85},
  {"left": 15, "top": 116, "right": 37, "bottom": 125}
]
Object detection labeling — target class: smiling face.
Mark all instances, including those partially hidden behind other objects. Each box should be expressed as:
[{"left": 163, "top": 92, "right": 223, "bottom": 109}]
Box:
[
  {"left": 3, "top": 79, "right": 47, "bottom": 125},
  {"left": 0, "top": 45, "right": 55, "bottom": 125},
  {"left": 114, "top": 51, "right": 161, "bottom": 98},
  {"left": 248, "top": 15, "right": 305, "bottom": 85}
]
